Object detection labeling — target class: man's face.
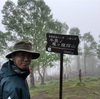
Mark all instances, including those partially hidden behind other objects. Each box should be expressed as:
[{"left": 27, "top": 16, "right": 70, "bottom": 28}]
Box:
[{"left": 13, "top": 51, "right": 32, "bottom": 70}]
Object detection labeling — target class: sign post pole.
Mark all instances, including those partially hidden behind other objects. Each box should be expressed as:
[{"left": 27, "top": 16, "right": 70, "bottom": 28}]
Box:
[
  {"left": 59, "top": 53, "right": 63, "bottom": 99},
  {"left": 46, "top": 33, "right": 79, "bottom": 99}
]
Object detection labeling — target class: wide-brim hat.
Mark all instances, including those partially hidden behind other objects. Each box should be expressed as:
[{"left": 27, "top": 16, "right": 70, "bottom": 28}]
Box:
[{"left": 6, "top": 41, "right": 40, "bottom": 59}]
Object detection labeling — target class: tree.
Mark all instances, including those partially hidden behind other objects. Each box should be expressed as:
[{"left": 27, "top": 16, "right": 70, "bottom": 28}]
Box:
[
  {"left": 2, "top": 0, "right": 69, "bottom": 86},
  {"left": 69, "top": 27, "right": 81, "bottom": 36},
  {"left": 63, "top": 56, "right": 72, "bottom": 79},
  {"left": 97, "top": 44, "right": 100, "bottom": 59},
  {"left": 0, "top": 31, "right": 7, "bottom": 53},
  {"left": 97, "top": 35, "right": 100, "bottom": 60},
  {"left": 96, "top": 35, "right": 100, "bottom": 75},
  {"left": 82, "top": 32, "right": 97, "bottom": 76},
  {"left": 69, "top": 27, "right": 82, "bottom": 75}
]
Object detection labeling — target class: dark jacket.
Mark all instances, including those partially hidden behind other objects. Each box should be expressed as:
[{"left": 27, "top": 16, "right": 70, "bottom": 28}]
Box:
[{"left": 0, "top": 60, "right": 30, "bottom": 99}]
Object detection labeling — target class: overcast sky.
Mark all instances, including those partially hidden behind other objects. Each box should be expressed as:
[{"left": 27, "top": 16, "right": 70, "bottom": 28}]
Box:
[{"left": 0, "top": 0, "right": 100, "bottom": 42}]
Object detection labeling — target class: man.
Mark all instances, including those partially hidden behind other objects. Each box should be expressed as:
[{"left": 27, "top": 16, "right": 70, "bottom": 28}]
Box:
[{"left": 0, "top": 41, "right": 40, "bottom": 99}]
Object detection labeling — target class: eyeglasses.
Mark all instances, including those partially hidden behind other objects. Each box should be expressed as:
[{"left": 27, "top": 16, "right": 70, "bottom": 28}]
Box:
[{"left": 15, "top": 52, "right": 32, "bottom": 59}]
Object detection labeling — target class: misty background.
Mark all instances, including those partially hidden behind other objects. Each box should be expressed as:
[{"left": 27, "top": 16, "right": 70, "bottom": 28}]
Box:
[
  {"left": 0, "top": 0, "right": 100, "bottom": 86},
  {"left": 0, "top": 0, "right": 100, "bottom": 41}
]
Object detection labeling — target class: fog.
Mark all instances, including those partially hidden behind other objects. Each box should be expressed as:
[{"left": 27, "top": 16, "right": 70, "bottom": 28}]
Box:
[{"left": 0, "top": 0, "right": 100, "bottom": 79}]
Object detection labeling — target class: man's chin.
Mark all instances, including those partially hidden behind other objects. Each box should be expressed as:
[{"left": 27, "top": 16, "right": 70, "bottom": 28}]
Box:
[{"left": 20, "top": 65, "right": 29, "bottom": 70}]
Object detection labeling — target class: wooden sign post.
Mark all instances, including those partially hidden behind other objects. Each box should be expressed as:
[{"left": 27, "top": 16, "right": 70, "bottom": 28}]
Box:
[{"left": 46, "top": 33, "right": 79, "bottom": 99}]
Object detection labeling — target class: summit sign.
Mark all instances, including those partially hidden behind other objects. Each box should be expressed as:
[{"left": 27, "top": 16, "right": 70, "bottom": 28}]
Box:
[{"left": 46, "top": 33, "right": 79, "bottom": 55}]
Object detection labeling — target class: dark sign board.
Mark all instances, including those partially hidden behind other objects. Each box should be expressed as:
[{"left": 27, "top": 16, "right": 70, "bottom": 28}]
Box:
[{"left": 46, "top": 33, "right": 79, "bottom": 55}]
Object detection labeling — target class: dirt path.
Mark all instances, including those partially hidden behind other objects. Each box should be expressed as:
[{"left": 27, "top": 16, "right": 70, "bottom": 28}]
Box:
[
  {"left": 31, "top": 95, "right": 52, "bottom": 99},
  {"left": 31, "top": 92, "right": 49, "bottom": 99}
]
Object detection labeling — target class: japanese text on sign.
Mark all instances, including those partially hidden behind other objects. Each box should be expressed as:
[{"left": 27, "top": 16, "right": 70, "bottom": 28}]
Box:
[{"left": 46, "top": 33, "right": 79, "bottom": 55}]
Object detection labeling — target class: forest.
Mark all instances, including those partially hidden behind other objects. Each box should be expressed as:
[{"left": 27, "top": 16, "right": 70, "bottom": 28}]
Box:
[{"left": 0, "top": 0, "right": 100, "bottom": 89}]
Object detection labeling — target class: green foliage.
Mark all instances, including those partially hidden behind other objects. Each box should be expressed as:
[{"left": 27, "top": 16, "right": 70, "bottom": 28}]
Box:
[
  {"left": 82, "top": 32, "right": 97, "bottom": 56},
  {"left": 69, "top": 27, "right": 81, "bottom": 37},
  {"left": 2, "top": 0, "right": 68, "bottom": 60},
  {"left": 0, "top": 31, "right": 9, "bottom": 54},
  {"left": 76, "top": 82, "right": 85, "bottom": 86},
  {"left": 97, "top": 44, "right": 100, "bottom": 59},
  {"left": 83, "top": 76, "right": 99, "bottom": 82},
  {"left": 1, "top": 0, "right": 69, "bottom": 85},
  {"left": 30, "top": 77, "right": 100, "bottom": 99}
]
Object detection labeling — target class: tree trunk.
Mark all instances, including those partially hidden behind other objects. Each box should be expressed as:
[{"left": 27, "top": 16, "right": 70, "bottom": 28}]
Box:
[
  {"left": 76, "top": 55, "right": 80, "bottom": 72},
  {"left": 37, "top": 65, "right": 45, "bottom": 85},
  {"left": 84, "top": 55, "right": 87, "bottom": 76},
  {"left": 79, "top": 69, "right": 82, "bottom": 82},
  {"left": 29, "top": 67, "right": 35, "bottom": 89}
]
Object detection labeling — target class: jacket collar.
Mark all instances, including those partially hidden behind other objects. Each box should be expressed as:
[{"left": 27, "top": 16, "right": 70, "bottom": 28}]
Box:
[{"left": 0, "top": 60, "right": 30, "bottom": 80}]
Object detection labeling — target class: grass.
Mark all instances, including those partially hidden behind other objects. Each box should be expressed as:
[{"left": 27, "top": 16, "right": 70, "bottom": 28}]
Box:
[{"left": 30, "top": 76, "right": 100, "bottom": 99}]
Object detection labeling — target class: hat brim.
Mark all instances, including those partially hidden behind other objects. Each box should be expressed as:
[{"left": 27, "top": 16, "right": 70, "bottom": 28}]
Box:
[{"left": 6, "top": 49, "right": 40, "bottom": 59}]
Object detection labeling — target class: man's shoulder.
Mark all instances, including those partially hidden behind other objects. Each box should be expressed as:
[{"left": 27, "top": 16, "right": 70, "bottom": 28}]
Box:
[{"left": 0, "top": 61, "right": 9, "bottom": 70}]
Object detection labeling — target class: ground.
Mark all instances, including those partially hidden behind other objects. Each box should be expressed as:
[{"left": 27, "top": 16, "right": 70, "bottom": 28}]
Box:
[{"left": 31, "top": 90, "right": 100, "bottom": 99}]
